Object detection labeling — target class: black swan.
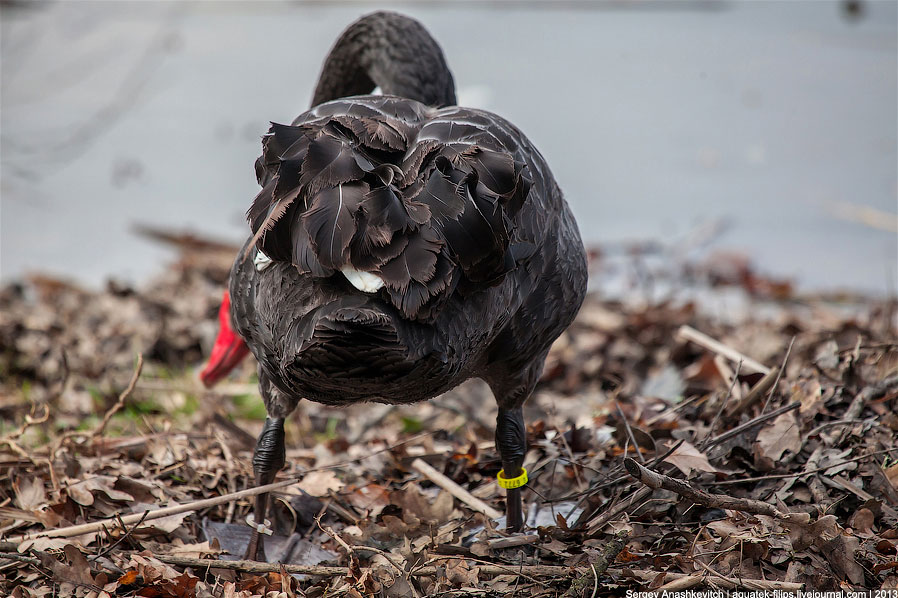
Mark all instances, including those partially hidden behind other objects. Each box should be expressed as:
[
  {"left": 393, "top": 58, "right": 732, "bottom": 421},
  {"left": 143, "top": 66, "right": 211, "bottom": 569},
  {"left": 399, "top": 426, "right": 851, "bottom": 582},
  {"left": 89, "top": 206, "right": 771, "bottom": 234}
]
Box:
[{"left": 201, "top": 11, "right": 587, "bottom": 560}]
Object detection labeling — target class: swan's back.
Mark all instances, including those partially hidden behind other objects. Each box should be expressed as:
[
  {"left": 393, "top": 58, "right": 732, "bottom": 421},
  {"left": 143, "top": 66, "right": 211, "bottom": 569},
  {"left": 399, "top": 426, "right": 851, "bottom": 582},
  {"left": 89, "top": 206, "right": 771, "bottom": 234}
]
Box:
[{"left": 246, "top": 95, "right": 578, "bottom": 326}]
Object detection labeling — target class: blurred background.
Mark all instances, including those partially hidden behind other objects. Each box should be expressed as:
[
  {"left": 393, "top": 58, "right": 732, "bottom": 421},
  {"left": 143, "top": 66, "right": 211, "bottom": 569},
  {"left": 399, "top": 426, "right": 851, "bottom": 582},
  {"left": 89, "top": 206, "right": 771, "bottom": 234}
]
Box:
[{"left": 2, "top": 0, "right": 896, "bottom": 295}]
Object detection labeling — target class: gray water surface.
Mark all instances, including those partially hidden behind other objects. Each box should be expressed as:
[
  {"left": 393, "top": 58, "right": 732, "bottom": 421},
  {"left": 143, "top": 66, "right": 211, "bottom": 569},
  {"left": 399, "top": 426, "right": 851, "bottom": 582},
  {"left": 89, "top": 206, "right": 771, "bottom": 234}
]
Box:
[{"left": 2, "top": 1, "right": 896, "bottom": 293}]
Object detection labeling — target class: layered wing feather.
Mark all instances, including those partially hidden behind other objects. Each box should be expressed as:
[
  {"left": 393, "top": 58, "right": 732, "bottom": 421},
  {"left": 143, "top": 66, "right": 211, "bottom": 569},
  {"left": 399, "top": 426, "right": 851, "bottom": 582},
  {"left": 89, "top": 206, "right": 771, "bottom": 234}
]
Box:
[{"left": 247, "top": 96, "right": 537, "bottom": 320}]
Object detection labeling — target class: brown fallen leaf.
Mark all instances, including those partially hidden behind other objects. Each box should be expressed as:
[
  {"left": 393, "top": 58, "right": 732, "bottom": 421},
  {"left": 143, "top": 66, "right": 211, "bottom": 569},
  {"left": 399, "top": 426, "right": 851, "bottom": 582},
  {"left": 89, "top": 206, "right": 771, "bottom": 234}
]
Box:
[
  {"left": 292, "top": 470, "right": 344, "bottom": 497},
  {"left": 755, "top": 411, "right": 801, "bottom": 462},
  {"left": 663, "top": 440, "right": 718, "bottom": 476},
  {"left": 64, "top": 475, "right": 134, "bottom": 506}
]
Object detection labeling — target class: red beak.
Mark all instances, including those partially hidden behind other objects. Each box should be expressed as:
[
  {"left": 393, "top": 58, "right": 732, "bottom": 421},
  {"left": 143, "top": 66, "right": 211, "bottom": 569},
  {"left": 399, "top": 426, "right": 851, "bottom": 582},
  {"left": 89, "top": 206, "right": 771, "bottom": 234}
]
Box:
[{"left": 200, "top": 290, "right": 250, "bottom": 388}]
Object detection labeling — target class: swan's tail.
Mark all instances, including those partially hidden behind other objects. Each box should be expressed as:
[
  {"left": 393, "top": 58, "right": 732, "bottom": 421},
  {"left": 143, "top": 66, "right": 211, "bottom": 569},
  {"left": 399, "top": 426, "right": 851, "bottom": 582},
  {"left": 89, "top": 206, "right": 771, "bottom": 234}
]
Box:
[{"left": 311, "top": 11, "right": 456, "bottom": 109}]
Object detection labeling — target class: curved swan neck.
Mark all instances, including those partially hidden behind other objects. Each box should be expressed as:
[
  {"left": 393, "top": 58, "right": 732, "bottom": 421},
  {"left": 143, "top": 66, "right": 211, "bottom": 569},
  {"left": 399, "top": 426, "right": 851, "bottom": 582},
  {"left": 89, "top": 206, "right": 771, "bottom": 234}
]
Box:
[{"left": 311, "top": 11, "right": 456, "bottom": 109}]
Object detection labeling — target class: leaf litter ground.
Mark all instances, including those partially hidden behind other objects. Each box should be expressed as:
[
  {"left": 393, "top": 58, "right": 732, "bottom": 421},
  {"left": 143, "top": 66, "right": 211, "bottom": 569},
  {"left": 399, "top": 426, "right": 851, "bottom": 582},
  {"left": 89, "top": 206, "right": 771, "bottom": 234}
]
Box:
[{"left": 1, "top": 231, "right": 897, "bottom": 596}]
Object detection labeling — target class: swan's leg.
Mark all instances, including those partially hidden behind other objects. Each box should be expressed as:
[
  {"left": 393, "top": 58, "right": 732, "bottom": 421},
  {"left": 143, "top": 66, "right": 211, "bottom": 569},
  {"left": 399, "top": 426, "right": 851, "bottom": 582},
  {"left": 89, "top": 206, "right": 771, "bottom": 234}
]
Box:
[
  {"left": 244, "top": 417, "right": 285, "bottom": 561},
  {"left": 496, "top": 406, "right": 526, "bottom": 532}
]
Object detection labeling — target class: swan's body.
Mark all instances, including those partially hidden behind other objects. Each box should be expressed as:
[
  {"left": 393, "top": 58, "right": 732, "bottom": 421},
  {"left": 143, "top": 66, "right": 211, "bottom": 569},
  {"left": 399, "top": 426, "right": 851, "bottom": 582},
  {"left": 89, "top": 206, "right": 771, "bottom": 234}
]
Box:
[
  {"left": 233, "top": 96, "right": 585, "bottom": 408},
  {"left": 201, "top": 12, "right": 586, "bottom": 559}
]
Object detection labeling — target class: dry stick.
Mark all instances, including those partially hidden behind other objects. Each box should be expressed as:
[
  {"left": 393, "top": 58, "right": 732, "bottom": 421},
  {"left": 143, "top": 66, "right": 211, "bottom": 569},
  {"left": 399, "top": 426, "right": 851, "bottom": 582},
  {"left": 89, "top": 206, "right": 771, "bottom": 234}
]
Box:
[
  {"left": 574, "top": 441, "right": 686, "bottom": 530},
  {"left": 91, "top": 510, "right": 149, "bottom": 561},
  {"left": 0, "top": 552, "right": 41, "bottom": 566},
  {"left": 694, "top": 559, "right": 799, "bottom": 591},
  {"left": 584, "top": 486, "right": 653, "bottom": 535},
  {"left": 10, "top": 431, "right": 439, "bottom": 542},
  {"left": 614, "top": 568, "right": 804, "bottom": 592},
  {"left": 705, "top": 401, "right": 800, "bottom": 451},
  {"left": 487, "top": 534, "right": 540, "bottom": 549},
  {"left": 411, "top": 458, "right": 502, "bottom": 519},
  {"left": 0, "top": 404, "right": 51, "bottom": 460},
  {"left": 703, "top": 360, "right": 742, "bottom": 449},
  {"left": 92, "top": 355, "right": 144, "bottom": 440},
  {"left": 561, "top": 530, "right": 628, "bottom": 598},
  {"left": 656, "top": 573, "right": 704, "bottom": 591},
  {"left": 677, "top": 325, "right": 770, "bottom": 375},
  {"left": 645, "top": 394, "right": 705, "bottom": 427},
  {"left": 623, "top": 458, "right": 807, "bottom": 523},
  {"left": 711, "top": 449, "right": 895, "bottom": 486},
  {"left": 761, "top": 336, "right": 793, "bottom": 413},
  {"left": 728, "top": 365, "right": 780, "bottom": 418},
  {"left": 153, "top": 554, "right": 573, "bottom": 578},
  {"left": 837, "top": 374, "right": 898, "bottom": 444},
  {"left": 806, "top": 418, "right": 886, "bottom": 437},
  {"left": 615, "top": 402, "right": 645, "bottom": 463},
  {"left": 7, "top": 477, "right": 300, "bottom": 542},
  {"left": 45, "top": 354, "right": 144, "bottom": 477}
]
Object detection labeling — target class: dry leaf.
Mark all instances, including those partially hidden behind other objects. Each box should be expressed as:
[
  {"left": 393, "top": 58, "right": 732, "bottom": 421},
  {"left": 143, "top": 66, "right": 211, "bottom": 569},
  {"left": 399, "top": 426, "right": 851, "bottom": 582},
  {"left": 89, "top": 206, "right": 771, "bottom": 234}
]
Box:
[
  {"left": 293, "top": 470, "right": 344, "bottom": 497},
  {"left": 755, "top": 411, "right": 801, "bottom": 462},
  {"left": 663, "top": 441, "right": 718, "bottom": 475}
]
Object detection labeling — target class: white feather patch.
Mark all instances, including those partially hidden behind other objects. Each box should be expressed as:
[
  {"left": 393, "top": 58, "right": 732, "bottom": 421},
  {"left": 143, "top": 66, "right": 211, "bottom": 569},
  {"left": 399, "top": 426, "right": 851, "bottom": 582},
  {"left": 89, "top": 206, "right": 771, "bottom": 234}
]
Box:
[
  {"left": 341, "top": 267, "right": 385, "bottom": 293},
  {"left": 254, "top": 250, "right": 273, "bottom": 271}
]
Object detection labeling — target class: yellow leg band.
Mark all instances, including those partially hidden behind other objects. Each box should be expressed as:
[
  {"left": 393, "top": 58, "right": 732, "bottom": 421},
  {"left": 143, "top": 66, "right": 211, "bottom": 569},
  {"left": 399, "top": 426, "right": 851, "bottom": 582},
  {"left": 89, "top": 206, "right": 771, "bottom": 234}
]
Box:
[{"left": 497, "top": 467, "right": 528, "bottom": 489}]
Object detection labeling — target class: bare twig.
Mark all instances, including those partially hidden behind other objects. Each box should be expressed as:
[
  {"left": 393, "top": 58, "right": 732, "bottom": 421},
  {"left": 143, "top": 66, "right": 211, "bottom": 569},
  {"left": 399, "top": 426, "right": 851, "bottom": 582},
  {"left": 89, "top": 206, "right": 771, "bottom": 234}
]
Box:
[
  {"left": 615, "top": 402, "right": 645, "bottom": 463},
  {"left": 411, "top": 458, "right": 502, "bottom": 519},
  {"left": 695, "top": 559, "right": 804, "bottom": 591},
  {"left": 728, "top": 365, "right": 781, "bottom": 417},
  {"left": 677, "top": 325, "right": 770, "bottom": 374},
  {"left": 9, "top": 477, "right": 300, "bottom": 542},
  {"left": 92, "top": 355, "right": 143, "bottom": 439},
  {"left": 584, "top": 486, "right": 653, "bottom": 535},
  {"left": 0, "top": 404, "right": 50, "bottom": 461},
  {"left": 623, "top": 458, "right": 808, "bottom": 523},
  {"left": 152, "top": 554, "right": 574, "bottom": 578},
  {"left": 837, "top": 375, "right": 898, "bottom": 443},
  {"left": 616, "top": 567, "right": 804, "bottom": 591},
  {"left": 703, "top": 360, "right": 742, "bottom": 447},
  {"left": 48, "top": 354, "right": 144, "bottom": 467},
  {"left": 561, "top": 530, "right": 628, "bottom": 597},
  {"left": 761, "top": 337, "right": 793, "bottom": 412},
  {"left": 487, "top": 534, "right": 540, "bottom": 549},
  {"left": 711, "top": 449, "right": 894, "bottom": 486},
  {"left": 705, "top": 402, "right": 800, "bottom": 451},
  {"left": 91, "top": 511, "right": 149, "bottom": 561}
]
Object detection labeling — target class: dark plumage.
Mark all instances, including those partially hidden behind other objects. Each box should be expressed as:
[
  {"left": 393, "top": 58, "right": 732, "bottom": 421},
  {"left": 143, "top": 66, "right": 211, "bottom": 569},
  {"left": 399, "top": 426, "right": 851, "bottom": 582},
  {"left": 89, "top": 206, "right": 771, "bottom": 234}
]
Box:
[{"left": 201, "top": 11, "right": 587, "bottom": 560}]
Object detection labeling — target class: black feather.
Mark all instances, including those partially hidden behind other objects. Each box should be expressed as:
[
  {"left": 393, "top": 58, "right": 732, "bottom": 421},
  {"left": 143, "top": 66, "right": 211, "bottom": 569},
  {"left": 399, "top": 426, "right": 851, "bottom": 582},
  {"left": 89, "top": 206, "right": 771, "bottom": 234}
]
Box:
[
  {"left": 377, "top": 226, "right": 442, "bottom": 292},
  {"left": 301, "top": 183, "right": 368, "bottom": 269},
  {"left": 299, "top": 134, "right": 366, "bottom": 199}
]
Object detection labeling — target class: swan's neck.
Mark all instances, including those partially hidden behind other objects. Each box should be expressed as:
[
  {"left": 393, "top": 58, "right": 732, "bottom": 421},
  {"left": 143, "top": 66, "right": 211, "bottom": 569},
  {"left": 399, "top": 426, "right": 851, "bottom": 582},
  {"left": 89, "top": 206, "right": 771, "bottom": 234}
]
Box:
[{"left": 311, "top": 11, "right": 456, "bottom": 109}]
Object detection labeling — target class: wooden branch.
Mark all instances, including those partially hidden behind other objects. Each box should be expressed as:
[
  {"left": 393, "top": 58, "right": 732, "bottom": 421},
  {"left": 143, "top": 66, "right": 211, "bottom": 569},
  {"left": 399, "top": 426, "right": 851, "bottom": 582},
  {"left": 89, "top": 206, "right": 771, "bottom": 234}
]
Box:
[
  {"left": 411, "top": 458, "right": 502, "bottom": 519},
  {"left": 487, "top": 534, "right": 540, "bottom": 549},
  {"left": 705, "top": 401, "right": 800, "bottom": 450},
  {"left": 92, "top": 355, "right": 143, "bottom": 440},
  {"left": 585, "top": 486, "right": 653, "bottom": 535},
  {"left": 562, "top": 530, "right": 628, "bottom": 597},
  {"left": 154, "top": 554, "right": 574, "bottom": 578},
  {"left": 7, "top": 477, "right": 301, "bottom": 542},
  {"left": 615, "top": 568, "right": 804, "bottom": 591},
  {"left": 695, "top": 559, "right": 804, "bottom": 591},
  {"left": 838, "top": 375, "right": 898, "bottom": 443},
  {"left": 623, "top": 458, "right": 808, "bottom": 523},
  {"left": 677, "top": 325, "right": 770, "bottom": 374},
  {"left": 727, "top": 365, "right": 781, "bottom": 417}
]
